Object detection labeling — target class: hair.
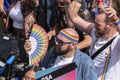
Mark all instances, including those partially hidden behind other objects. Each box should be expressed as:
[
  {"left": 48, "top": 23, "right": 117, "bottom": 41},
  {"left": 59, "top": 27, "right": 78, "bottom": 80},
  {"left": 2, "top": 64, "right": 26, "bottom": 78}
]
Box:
[{"left": 97, "top": 9, "right": 112, "bottom": 24}]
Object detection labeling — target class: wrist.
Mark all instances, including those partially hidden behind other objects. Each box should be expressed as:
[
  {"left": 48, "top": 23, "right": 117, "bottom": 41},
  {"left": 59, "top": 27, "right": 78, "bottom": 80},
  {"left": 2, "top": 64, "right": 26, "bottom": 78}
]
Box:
[{"left": 112, "top": 16, "right": 120, "bottom": 26}]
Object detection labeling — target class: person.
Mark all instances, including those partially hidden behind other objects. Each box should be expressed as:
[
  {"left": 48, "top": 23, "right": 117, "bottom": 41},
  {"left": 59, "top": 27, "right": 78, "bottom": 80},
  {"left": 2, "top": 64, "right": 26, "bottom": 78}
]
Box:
[
  {"left": 24, "top": 27, "right": 97, "bottom": 80},
  {"left": 47, "top": 0, "right": 93, "bottom": 53},
  {"left": 91, "top": 0, "right": 120, "bottom": 19},
  {"left": 37, "top": 0, "right": 57, "bottom": 32},
  {"left": 64, "top": 0, "right": 120, "bottom": 80},
  {"left": 0, "top": 0, "right": 39, "bottom": 63},
  {"left": 22, "top": 68, "right": 36, "bottom": 80}
]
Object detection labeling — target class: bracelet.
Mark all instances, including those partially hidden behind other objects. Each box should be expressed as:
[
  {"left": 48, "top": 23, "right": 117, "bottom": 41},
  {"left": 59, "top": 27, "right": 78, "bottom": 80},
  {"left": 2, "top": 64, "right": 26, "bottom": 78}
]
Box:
[
  {"left": 112, "top": 16, "right": 119, "bottom": 22},
  {"left": 112, "top": 16, "right": 120, "bottom": 26}
]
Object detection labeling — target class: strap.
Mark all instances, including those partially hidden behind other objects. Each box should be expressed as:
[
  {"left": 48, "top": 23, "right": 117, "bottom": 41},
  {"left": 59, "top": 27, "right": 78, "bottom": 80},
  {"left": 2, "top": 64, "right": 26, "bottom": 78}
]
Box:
[
  {"left": 101, "top": 46, "right": 111, "bottom": 80},
  {"left": 91, "top": 36, "right": 117, "bottom": 60}
]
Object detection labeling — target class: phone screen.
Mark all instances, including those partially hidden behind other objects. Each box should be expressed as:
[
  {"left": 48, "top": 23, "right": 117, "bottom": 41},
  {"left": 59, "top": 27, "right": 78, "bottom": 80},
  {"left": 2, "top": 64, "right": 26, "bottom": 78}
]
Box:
[{"left": 103, "top": 0, "right": 111, "bottom": 7}]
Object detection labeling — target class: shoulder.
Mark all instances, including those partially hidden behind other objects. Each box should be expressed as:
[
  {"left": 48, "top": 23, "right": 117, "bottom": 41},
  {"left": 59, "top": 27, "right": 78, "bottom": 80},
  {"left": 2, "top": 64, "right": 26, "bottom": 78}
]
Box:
[
  {"left": 74, "top": 48, "right": 94, "bottom": 66},
  {"left": 73, "top": 48, "right": 97, "bottom": 79},
  {"left": 111, "top": 34, "right": 120, "bottom": 48}
]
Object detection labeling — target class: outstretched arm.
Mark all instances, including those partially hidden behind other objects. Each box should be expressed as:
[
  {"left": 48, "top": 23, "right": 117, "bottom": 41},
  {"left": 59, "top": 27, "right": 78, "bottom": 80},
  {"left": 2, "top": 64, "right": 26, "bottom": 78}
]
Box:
[{"left": 64, "top": 1, "right": 94, "bottom": 35}]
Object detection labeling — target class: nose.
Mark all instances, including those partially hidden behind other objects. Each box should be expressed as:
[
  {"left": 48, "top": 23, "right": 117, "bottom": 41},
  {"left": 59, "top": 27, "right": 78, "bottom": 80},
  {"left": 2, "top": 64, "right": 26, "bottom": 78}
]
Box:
[
  {"left": 55, "top": 41, "right": 59, "bottom": 45},
  {"left": 55, "top": 41, "right": 62, "bottom": 46}
]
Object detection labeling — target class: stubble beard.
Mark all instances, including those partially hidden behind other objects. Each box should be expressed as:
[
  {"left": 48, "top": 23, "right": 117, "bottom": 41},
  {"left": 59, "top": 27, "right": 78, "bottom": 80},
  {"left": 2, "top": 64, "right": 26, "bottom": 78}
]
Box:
[
  {"left": 95, "top": 27, "right": 110, "bottom": 38},
  {"left": 54, "top": 46, "right": 69, "bottom": 56}
]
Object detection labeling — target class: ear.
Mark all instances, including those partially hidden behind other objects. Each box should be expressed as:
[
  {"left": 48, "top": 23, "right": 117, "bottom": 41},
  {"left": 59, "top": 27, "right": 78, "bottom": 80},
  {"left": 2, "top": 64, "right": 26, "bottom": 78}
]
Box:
[
  {"left": 109, "top": 23, "right": 114, "bottom": 28},
  {"left": 70, "top": 42, "right": 77, "bottom": 49}
]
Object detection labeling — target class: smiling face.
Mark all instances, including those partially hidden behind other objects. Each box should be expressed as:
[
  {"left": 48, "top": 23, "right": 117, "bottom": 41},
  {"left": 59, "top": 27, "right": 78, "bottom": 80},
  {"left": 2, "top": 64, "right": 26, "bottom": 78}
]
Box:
[
  {"left": 94, "top": 13, "right": 110, "bottom": 37},
  {"left": 56, "top": 0, "right": 71, "bottom": 13}
]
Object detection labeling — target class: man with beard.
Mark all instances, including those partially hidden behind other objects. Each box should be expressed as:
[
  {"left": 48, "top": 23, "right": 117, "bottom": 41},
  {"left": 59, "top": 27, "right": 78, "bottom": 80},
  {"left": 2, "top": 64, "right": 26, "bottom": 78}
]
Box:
[
  {"left": 64, "top": 1, "right": 120, "bottom": 80},
  {"left": 24, "top": 28, "right": 97, "bottom": 80},
  {"left": 47, "top": 0, "right": 93, "bottom": 53}
]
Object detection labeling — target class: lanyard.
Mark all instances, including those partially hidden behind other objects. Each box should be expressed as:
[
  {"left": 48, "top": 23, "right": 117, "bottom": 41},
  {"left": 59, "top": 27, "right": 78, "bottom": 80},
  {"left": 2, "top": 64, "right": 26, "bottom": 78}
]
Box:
[{"left": 101, "top": 46, "right": 111, "bottom": 80}]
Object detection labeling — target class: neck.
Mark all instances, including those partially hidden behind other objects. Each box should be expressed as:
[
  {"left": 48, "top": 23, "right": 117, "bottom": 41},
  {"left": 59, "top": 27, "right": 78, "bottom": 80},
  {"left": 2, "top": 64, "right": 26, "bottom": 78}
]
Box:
[
  {"left": 103, "top": 29, "right": 118, "bottom": 40},
  {"left": 62, "top": 48, "right": 76, "bottom": 58}
]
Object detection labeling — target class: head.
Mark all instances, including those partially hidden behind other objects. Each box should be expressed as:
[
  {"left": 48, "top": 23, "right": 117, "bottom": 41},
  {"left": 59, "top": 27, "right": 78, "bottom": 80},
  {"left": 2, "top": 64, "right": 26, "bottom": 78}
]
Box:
[
  {"left": 94, "top": 9, "right": 115, "bottom": 38},
  {"left": 54, "top": 28, "right": 79, "bottom": 56},
  {"left": 22, "top": 69, "right": 36, "bottom": 80},
  {"left": 56, "top": 0, "right": 71, "bottom": 13}
]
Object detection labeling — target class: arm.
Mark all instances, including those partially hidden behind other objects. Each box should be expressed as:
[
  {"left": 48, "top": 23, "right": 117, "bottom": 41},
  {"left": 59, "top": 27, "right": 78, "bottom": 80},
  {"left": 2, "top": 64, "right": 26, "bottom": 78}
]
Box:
[
  {"left": 0, "top": 0, "right": 6, "bottom": 18},
  {"left": 0, "top": 0, "right": 4, "bottom": 9},
  {"left": 47, "top": 23, "right": 60, "bottom": 40},
  {"left": 77, "top": 34, "right": 92, "bottom": 50},
  {"left": 64, "top": 1, "right": 94, "bottom": 35},
  {"left": 82, "top": 56, "right": 97, "bottom": 80}
]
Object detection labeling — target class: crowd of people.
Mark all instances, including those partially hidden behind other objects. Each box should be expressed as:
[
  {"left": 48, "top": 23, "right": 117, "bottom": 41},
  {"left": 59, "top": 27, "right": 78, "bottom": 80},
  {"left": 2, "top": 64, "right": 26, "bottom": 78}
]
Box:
[{"left": 0, "top": 0, "right": 120, "bottom": 80}]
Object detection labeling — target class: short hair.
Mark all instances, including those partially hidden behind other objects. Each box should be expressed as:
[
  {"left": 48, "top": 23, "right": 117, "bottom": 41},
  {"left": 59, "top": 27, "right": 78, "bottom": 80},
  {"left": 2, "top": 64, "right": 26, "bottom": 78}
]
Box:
[{"left": 97, "top": 9, "right": 112, "bottom": 24}]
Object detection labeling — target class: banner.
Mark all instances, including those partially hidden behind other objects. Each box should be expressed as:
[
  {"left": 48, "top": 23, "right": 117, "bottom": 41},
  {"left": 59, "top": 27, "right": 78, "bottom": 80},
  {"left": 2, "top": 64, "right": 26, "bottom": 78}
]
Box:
[{"left": 36, "top": 62, "right": 77, "bottom": 80}]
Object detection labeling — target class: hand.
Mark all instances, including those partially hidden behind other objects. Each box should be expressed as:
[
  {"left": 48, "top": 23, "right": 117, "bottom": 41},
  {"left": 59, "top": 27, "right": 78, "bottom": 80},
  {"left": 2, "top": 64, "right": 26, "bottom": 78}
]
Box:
[
  {"left": 64, "top": 0, "right": 82, "bottom": 21},
  {"left": 0, "top": 7, "right": 6, "bottom": 18},
  {"left": 24, "top": 39, "right": 31, "bottom": 54},
  {"left": 47, "top": 30, "right": 55, "bottom": 40},
  {"left": 47, "top": 23, "right": 59, "bottom": 40},
  {"left": 104, "top": 7, "right": 117, "bottom": 19}
]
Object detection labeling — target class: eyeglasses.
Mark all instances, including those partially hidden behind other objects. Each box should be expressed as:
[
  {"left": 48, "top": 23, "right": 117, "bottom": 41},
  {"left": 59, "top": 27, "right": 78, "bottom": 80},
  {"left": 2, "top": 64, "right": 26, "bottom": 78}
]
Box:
[
  {"left": 57, "top": 1, "right": 70, "bottom": 6},
  {"left": 54, "top": 36, "right": 72, "bottom": 46}
]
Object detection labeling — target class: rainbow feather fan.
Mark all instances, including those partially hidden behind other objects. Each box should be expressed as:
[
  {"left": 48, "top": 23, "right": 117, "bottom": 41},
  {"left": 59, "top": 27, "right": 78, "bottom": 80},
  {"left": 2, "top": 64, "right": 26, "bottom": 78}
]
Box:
[{"left": 28, "top": 24, "right": 48, "bottom": 65}]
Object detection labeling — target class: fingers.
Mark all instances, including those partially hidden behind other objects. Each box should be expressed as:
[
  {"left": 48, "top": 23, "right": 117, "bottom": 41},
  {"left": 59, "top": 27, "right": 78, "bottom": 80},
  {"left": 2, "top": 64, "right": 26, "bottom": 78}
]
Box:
[
  {"left": 24, "top": 40, "right": 31, "bottom": 53},
  {"left": 47, "top": 32, "right": 52, "bottom": 40},
  {"left": 0, "top": 7, "right": 6, "bottom": 18},
  {"left": 105, "top": 7, "right": 117, "bottom": 18}
]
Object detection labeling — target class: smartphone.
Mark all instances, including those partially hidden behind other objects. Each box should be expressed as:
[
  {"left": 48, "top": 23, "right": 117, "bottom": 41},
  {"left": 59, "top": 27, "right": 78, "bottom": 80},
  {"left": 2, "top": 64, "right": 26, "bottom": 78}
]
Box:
[{"left": 103, "top": 0, "right": 111, "bottom": 7}]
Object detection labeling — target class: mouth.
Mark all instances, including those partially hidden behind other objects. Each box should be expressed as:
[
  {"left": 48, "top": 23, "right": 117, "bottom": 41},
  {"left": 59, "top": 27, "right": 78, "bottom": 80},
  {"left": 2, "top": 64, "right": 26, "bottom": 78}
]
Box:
[{"left": 95, "top": 27, "right": 101, "bottom": 31}]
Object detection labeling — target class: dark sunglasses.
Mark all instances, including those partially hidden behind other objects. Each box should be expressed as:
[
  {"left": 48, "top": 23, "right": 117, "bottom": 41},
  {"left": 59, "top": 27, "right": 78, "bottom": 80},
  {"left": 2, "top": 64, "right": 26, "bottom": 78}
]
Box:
[
  {"left": 54, "top": 36, "right": 72, "bottom": 46},
  {"left": 57, "top": 1, "right": 71, "bottom": 6}
]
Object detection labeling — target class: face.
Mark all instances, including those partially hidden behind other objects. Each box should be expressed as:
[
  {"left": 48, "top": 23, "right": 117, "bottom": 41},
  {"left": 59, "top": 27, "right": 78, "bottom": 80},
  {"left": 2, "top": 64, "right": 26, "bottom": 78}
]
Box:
[
  {"left": 22, "top": 69, "right": 36, "bottom": 80},
  {"left": 94, "top": 13, "right": 110, "bottom": 37},
  {"left": 54, "top": 34, "right": 73, "bottom": 55},
  {"left": 56, "top": 0, "right": 71, "bottom": 13}
]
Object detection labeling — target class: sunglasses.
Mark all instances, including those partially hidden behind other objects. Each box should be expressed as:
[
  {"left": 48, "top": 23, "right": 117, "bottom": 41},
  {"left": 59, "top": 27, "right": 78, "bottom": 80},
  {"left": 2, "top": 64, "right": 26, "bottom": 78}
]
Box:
[
  {"left": 54, "top": 36, "right": 72, "bottom": 46},
  {"left": 57, "top": 1, "right": 71, "bottom": 6}
]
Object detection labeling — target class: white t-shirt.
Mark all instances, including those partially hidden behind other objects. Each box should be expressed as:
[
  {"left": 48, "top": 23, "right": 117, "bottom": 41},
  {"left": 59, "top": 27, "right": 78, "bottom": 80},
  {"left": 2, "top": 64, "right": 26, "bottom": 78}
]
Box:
[
  {"left": 9, "top": 1, "right": 24, "bottom": 29},
  {"left": 52, "top": 56, "right": 74, "bottom": 68},
  {"left": 89, "top": 28, "right": 120, "bottom": 80}
]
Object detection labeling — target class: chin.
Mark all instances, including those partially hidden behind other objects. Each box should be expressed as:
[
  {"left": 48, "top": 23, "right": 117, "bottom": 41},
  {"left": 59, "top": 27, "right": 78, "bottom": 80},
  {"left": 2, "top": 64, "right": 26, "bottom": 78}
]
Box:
[{"left": 95, "top": 31, "right": 104, "bottom": 38}]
